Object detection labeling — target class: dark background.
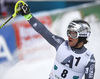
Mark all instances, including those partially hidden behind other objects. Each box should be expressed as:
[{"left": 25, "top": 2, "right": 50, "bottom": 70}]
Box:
[
  {"left": 0, "top": 1, "right": 94, "bottom": 18},
  {"left": 27, "top": 1, "right": 94, "bottom": 13}
]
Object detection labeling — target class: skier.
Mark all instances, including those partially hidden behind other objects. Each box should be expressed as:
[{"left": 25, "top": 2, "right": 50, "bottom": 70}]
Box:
[{"left": 18, "top": 2, "right": 95, "bottom": 79}]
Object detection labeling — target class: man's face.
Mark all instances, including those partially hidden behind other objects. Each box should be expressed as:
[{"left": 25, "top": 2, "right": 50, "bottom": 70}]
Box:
[{"left": 68, "top": 31, "right": 78, "bottom": 47}]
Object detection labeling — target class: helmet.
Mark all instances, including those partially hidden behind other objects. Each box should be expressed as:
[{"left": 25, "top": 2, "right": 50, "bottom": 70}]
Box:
[{"left": 67, "top": 20, "right": 91, "bottom": 39}]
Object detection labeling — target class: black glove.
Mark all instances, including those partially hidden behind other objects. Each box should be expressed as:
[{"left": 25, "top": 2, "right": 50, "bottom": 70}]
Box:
[{"left": 18, "top": 3, "right": 30, "bottom": 15}]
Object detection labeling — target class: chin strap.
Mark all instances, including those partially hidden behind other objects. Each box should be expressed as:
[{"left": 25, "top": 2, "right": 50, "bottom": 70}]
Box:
[{"left": 72, "top": 37, "right": 87, "bottom": 48}]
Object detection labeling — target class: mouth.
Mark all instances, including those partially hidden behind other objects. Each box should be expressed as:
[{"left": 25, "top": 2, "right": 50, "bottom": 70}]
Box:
[{"left": 69, "top": 39, "right": 72, "bottom": 42}]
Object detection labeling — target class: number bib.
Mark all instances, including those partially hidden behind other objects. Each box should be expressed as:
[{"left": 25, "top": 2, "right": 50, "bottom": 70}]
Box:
[
  {"left": 50, "top": 60, "right": 84, "bottom": 79},
  {"left": 49, "top": 42, "right": 92, "bottom": 79}
]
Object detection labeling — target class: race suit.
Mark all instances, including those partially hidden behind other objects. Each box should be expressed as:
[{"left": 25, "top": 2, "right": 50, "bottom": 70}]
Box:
[{"left": 27, "top": 15, "right": 95, "bottom": 79}]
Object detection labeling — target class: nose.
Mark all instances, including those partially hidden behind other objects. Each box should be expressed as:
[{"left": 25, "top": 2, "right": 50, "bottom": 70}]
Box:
[{"left": 68, "top": 35, "right": 72, "bottom": 39}]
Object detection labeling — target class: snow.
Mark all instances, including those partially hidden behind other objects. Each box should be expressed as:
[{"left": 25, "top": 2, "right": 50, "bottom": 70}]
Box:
[
  {"left": 0, "top": 41, "right": 56, "bottom": 79},
  {"left": 2, "top": 58, "right": 54, "bottom": 79}
]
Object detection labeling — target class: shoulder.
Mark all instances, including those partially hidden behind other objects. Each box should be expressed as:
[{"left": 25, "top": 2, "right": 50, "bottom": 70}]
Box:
[
  {"left": 59, "top": 40, "right": 69, "bottom": 47},
  {"left": 57, "top": 40, "right": 70, "bottom": 51},
  {"left": 85, "top": 49, "right": 93, "bottom": 58},
  {"left": 85, "top": 49, "right": 95, "bottom": 66}
]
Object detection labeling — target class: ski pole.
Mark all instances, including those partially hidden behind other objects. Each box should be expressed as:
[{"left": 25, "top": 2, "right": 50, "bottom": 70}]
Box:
[{"left": 0, "top": 0, "right": 26, "bottom": 29}]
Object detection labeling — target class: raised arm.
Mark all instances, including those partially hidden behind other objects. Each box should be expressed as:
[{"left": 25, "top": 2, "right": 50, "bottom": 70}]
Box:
[
  {"left": 28, "top": 15, "right": 65, "bottom": 50},
  {"left": 18, "top": 2, "right": 65, "bottom": 50}
]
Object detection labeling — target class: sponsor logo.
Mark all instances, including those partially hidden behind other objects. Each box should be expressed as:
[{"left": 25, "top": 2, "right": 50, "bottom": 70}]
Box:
[
  {"left": 85, "top": 67, "right": 89, "bottom": 74},
  {"left": 0, "top": 36, "right": 13, "bottom": 62},
  {"left": 13, "top": 15, "right": 52, "bottom": 47},
  {"left": 90, "top": 59, "right": 95, "bottom": 63},
  {"left": 85, "top": 53, "right": 90, "bottom": 57},
  {"left": 55, "top": 75, "right": 62, "bottom": 79},
  {"left": 33, "top": 23, "right": 37, "bottom": 27},
  {"left": 54, "top": 65, "right": 58, "bottom": 70},
  {"left": 73, "top": 76, "right": 79, "bottom": 79},
  {"left": 27, "top": 14, "right": 32, "bottom": 20},
  {"left": 52, "top": 36, "right": 62, "bottom": 44},
  {"left": 89, "top": 64, "right": 95, "bottom": 78}
]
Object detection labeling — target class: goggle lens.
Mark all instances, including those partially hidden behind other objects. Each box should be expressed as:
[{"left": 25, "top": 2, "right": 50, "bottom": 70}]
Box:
[{"left": 67, "top": 30, "right": 78, "bottom": 39}]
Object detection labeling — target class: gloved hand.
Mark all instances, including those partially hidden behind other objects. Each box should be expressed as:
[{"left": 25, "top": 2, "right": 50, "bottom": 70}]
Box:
[
  {"left": 18, "top": 2, "right": 30, "bottom": 15},
  {"left": 17, "top": 2, "right": 32, "bottom": 20}
]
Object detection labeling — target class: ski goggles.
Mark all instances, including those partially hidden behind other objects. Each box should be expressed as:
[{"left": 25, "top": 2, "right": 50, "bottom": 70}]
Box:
[{"left": 67, "top": 30, "right": 78, "bottom": 39}]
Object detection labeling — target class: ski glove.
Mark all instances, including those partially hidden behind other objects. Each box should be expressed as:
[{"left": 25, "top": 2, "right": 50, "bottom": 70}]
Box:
[
  {"left": 18, "top": 2, "right": 32, "bottom": 20},
  {"left": 18, "top": 3, "right": 30, "bottom": 15}
]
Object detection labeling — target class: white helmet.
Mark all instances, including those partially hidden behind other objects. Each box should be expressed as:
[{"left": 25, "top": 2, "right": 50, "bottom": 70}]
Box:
[{"left": 67, "top": 20, "right": 91, "bottom": 39}]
